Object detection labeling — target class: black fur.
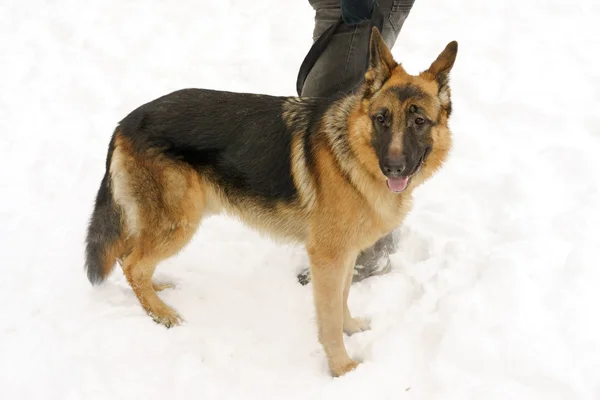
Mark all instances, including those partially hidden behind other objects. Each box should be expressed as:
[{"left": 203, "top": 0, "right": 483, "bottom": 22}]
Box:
[
  {"left": 389, "top": 85, "right": 427, "bottom": 103},
  {"left": 370, "top": 87, "right": 433, "bottom": 176},
  {"left": 85, "top": 135, "right": 122, "bottom": 284},
  {"left": 117, "top": 89, "right": 329, "bottom": 204},
  {"left": 298, "top": 97, "right": 334, "bottom": 182},
  {"left": 401, "top": 104, "right": 433, "bottom": 175}
]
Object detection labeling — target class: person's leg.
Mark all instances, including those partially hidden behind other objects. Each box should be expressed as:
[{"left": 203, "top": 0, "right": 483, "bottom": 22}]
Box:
[
  {"left": 301, "top": 0, "right": 414, "bottom": 98},
  {"left": 297, "top": 0, "right": 415, "bottom": 285}
]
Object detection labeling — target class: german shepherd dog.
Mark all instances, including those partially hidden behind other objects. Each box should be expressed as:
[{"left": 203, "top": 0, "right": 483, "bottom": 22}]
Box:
[{"left": 85, "top": 28, "right": 457, "bottom": 377}]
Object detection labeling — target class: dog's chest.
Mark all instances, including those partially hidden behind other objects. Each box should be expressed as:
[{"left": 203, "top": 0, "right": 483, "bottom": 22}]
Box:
[
  {"left": 353, "top": 193, "right": 412, "bottom": 250},
  {"left": 379, "top": 195, "right": 412, "bottom": 230}
]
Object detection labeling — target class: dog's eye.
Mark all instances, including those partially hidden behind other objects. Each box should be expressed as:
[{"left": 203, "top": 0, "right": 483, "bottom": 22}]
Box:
[
  {"left": 415, "top": 117, "right": 425, "bottom": 125},
  {"left": 376, "top": 114, "right": 386, "bottom": 124},
  {"left": 409, "top": 104, "right": 418, "bottom": 113}
]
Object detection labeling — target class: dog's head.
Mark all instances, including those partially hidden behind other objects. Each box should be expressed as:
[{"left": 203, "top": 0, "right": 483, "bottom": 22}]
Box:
[{"left": 356, "top": 28, "right": 457, "bottom": 193}]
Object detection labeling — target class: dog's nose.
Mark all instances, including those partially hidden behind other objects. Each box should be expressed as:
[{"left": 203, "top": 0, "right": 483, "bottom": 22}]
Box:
[{"left": 382, "top": 157, "right": 406, "bottom": 177}]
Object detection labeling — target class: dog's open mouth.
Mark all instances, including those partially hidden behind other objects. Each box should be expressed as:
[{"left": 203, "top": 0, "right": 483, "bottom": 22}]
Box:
[
  {"left": 387, "top": 176, "right": 411, "bottom": 192},
  {"left": 386, "top": 149, "right": 429, "bottom": 193}
]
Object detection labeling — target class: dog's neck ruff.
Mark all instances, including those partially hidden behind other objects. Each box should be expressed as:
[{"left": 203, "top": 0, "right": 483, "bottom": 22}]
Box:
[{"left": 322, "top": 94, "right": 364, "bottom": 179}]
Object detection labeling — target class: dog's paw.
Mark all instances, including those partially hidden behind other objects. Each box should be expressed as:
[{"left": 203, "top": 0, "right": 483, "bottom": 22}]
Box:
[
  {"left": 330, "top": 359, "right": 361, "bottom": 377},
  {"left": 152, "top": 281, "right": 175, "bottom": 292},
  {"left": 150, "top": 307, "right": 183, "bottom": 328},
  {"left": 343, "top": 317, "right": 371, "bottom": 335}
]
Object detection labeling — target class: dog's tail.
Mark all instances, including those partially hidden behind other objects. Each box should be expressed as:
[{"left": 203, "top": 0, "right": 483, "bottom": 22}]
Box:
[{"left": 85, "top": 135, "right": 124, "bottom": 284}]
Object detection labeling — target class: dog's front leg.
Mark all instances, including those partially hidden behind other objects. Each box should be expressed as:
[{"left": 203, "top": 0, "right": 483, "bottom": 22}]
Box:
[
  {"left": 343, "top": 257, "right": 371, "bottom": 335},
  {"left": 308, "top": 244, "right": 360, "bottom": 377}
]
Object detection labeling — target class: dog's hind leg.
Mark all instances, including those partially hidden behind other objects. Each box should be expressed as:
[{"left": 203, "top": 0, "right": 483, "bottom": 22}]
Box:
[
  {"left": 123, "top": 172, "right": 203, "bottom": 327},
  {"left": 110, "top": 133, "right": 205, "bottom": 327},
  {"left": 120, "top": 190, "right": 203, "bottom": 327},
  {"left": 120, "top": 179, "right": 203, "bottom": 328},
  {"left": 122, "top": 248, "right": 183, "bottom": 327}
]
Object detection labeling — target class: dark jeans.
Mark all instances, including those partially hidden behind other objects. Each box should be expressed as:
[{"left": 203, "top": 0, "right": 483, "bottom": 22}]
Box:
[{"left": 297, "top": 0, "right": 415, "bottom": 285}]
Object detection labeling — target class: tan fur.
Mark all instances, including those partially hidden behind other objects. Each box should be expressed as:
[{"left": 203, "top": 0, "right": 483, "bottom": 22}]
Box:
[
  {"left": 101, "top": 239, "right": 126, "bottom": 280},
  {"left": 202, "top": 181, "right": 309, "bottom": 243},
  {"left": 102, "top": 30, "right": 456, "bottom": 377},
  {"left": 290, "top": 132, "right": 317, "bottom": 211},
  {"left": 110, "top": 134, "right": 204, "bottom": 327}
]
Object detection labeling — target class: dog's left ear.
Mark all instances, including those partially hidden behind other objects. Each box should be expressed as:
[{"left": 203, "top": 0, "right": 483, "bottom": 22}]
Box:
[
  {"left": 424, "top": 41, "right": 457, "bottom": 88},
  {"left": 364, "top": 27, "right": 397, "bottom": 97},
  {"left": 422, "top": 41, "right": 458, "bottom": 108}
]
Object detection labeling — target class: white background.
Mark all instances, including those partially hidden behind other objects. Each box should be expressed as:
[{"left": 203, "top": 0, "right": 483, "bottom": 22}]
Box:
[{"left": 1, "top": 0, "right": 599, "bottom": 398}]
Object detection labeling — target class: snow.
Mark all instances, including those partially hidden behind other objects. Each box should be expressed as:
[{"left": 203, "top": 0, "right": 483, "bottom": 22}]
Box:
[{"left": 1, "top": 0, "right": 600, "bottom": 398}]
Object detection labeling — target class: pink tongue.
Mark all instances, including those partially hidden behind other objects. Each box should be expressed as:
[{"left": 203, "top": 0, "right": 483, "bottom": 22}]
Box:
[{"left": 387, "top": 176, "right": 409, "bottom": 192}]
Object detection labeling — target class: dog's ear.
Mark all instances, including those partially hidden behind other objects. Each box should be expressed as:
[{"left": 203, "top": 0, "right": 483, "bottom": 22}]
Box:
[
  {"left": 425, "top": 41, "right": 457, "bottom": 84},
  {"left": 364, "top": 27, "right": 397, "bottom": 97},
  {"left": 423, "top": 41, "right": 458, "bottom": 108}
]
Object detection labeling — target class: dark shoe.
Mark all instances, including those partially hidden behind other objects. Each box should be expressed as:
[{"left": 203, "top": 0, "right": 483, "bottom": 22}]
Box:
[{"left": 297, "top": 232, "right": 396, "bottom": 285}]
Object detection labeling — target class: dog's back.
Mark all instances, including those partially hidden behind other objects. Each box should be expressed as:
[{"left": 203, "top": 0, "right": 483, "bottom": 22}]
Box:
[{"left": 119, "top": 89, "right": 303, "bottom": 202}]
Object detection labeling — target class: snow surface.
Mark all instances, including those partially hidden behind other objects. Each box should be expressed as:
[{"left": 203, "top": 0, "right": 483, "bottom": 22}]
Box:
[{"left": 1, "top": 0, "right": 600, "bottom": 399}]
